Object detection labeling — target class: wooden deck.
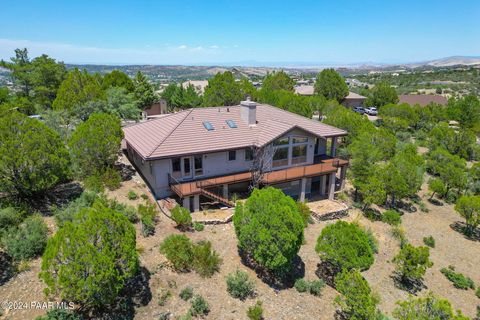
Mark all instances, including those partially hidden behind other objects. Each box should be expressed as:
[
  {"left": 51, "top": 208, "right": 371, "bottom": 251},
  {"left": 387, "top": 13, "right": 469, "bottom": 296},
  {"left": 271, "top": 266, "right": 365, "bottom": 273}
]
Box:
[{"left": 171, "top": 158, "right": 348, "bottom": 197}]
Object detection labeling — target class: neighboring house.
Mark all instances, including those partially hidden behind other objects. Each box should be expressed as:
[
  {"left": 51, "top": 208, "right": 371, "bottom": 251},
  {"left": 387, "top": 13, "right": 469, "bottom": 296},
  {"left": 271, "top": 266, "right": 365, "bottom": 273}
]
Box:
[
  {"left": 341, "top": 92, "right": 366, "bottom": 109},
  {"left": 142, "top": 100, "right": 168, "bottom": 119},
  {"left": 295, "top": 86, "right": 366, "bottom": 109},
  {"left": 399, "top": 94, "right": 448, "bottom": 106},
  {"left": 124, "top": 99, "right": 348, "bottom": 212},
  {"left": 182, "top": 80, "right": 209, "bottom": 94},
  {"left": 295, "top": 85, "right": 314, "bottom": 96}
]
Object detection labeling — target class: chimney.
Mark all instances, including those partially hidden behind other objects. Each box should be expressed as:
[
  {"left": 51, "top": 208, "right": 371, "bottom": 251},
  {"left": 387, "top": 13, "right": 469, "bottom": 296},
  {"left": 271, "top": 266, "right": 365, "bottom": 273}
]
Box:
[{"left": 240, "top": 97, "right": 257, "bottom": 126}]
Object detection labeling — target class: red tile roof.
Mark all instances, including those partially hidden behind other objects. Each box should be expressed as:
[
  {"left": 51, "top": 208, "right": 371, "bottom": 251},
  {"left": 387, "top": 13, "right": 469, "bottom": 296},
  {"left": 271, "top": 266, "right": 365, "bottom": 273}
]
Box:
[
  {"left": 399, "top": 94, "right": 448, "bottom": 106},
  {"left": 124, "top": 104, "right": 347, "bottom": 160}
]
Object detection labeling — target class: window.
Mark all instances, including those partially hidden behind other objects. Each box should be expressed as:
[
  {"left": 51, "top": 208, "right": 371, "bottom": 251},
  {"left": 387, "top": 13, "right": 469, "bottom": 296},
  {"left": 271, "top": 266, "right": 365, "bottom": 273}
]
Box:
[
  {"left": 172, "top": 157, "right": 181, "bottom": 172},
  {"left": 194, "top": 155, "right": 203, "bottom": 176},
  {"left": 292, "top": 145, "right": 307, "bottom": 164},
  {"left": 203, "top": 121, "right": 214, "bottom": 131},
  {"left": 273, "top": 137, "right": 289, "bottom": 146},
  {"left": 273, "top": 147, "right": 289, "bottom": 167},
  {"left": 245, "top": 148, "right": 253, "bottom": 161},
  {"left": 228, "top": 150, "right": 236, "bottom": 161},
  {"left": 292, "top": 136, "right": 308, "bottom": 144},
  {"left": 226, "top": 120, "right": 237, "bottom": 128}
]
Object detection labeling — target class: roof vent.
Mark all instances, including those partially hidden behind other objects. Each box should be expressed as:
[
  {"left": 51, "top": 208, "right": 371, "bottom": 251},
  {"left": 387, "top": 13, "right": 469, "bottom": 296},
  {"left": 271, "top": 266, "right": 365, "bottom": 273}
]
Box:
[{"left": 240, "top": 98, "right": 257, "bottom": 126}]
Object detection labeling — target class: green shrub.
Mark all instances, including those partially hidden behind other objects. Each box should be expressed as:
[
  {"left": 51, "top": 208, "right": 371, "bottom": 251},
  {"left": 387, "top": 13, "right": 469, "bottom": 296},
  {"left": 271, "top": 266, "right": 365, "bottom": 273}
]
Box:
[
  {"left": 83, "top": 173, "right": 104, "bottom": 192},
  {"left": 177, "top": 313, "right": 192, "bottom": 320},
  {"left": 180, "top": 286, "right": 194, "bottom": 301},
  {"left": 2, "top": 215, "right": 48, "bottom": 261},
  {"left": 382, "top": 210, "right": 402, "bottom": 226},
  {"left": 233, "top": 187, "right": 304, "bottom": 278},
  {"left": 0, "top": 207, "right": 23, "bottom": 232},
  {"left": 476, "top": 287, "right": 480, "bottom": 299},
  {"left": 140, "top": 193, "right": 149, "bottom": 200},
  {"left": 127, "top": 190, "right": 138, "bottom": 200},
  {"left": 36, "top": 308, "right": 83, "bottom": 320},
  {"left": 95, "top": 195, "right": 138, "bottom": 223},
  {"left": 393, "top": 292, "right": 470, "bottom": 320},
  {"left": 294, "top": 278, "right": 309, "bottom": 293},
  {"left": 365, "top": 228, "right": 379, "bottom": 254},
  {"left": 393, "top": 244, "right": 433, "bottom": 283},
  {"left": 247, "top": 300, "right": 263, "bottom": 320},
  {"left": 193, "top": 222, "right": 204, "bottom": 231},
  {"left": 309, "top": 279, "right": 326, "bottom": 296},
  {"left": 171, "top": 205, "right": 192, "bottom": 229},
  {"left": 138, "top": 202, "right": 156, "bottom": 237},
  {"left": 39, "top": 204, "right": 138, "bottom": 310},
  {"left": 189, "top": 295, "right": 209, "bottom": 317},
  {"left": 423, "top": 236, "right": 435, "bottom": 248},
  {"left": 192, "top": 240, "right": 222, "bottom": 278},
  {"left": 440, "top": 266, "right": 475, "bottom": 290},
  {"left": 159, "top": 234, "right": 193, "bottom": 271},
  {"left": 102, "top": 167, "right": 122, "bottom": 191},
  {"left": 297, "top": 201, "right": 311, "bottom": 227},
  {"left": 390, "top": 226, "right": 408, "bottom": 247},
  {"left": 334, "top": 269, "right": 380, "bottom": 320},
  {"left": 315, "top": 221, "right": 374, "bottom": 271},
  {"left": 226, "top": 269, "right": 255, "bottom": 300},
  {"left": 53, "top": 191, "right": 98, "bottom": 227}
]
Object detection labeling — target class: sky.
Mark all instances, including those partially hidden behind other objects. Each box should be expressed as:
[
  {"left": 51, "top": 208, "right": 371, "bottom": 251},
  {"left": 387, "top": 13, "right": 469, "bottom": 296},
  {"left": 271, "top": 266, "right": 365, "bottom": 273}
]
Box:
[{"left": 0, "top": 0, "right": 479, "bottom": 66}]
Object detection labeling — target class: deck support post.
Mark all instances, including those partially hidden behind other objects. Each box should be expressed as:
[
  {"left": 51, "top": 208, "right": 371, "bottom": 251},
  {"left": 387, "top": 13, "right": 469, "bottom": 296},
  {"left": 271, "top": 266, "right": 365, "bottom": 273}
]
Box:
[
  {"left": 193, "top": 194, "right": 200, "bottom": 212},
  {"left": 299, "top": 177, "right": 307, "bottom": 202},
  {"left": 182, "top": 196, "right": 190, "bottom": 211},
  {"left": 328, "top": 172, "right": 336, "bottom": 200},
  {"left": 320, "top": 175, "right": 327, "bottom": 196},
  {"left": 339, "top": 166, "right": 347, "bottom": 190},
  {"left": 330, "top": 137, "right": 337, "bottom": 157},
  {"left": 222, "top": 184, "right": 229, "bottom": 199}
]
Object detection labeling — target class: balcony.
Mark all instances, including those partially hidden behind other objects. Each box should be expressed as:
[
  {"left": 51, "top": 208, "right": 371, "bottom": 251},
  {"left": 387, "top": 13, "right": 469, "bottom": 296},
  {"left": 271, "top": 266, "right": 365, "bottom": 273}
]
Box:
[{"left": 169, "top": 157, "right": 348, "bottom": 198}]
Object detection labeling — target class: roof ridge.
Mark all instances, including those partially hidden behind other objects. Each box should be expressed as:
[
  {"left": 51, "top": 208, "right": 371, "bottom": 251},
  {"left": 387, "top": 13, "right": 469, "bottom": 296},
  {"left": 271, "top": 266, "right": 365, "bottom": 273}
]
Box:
[
  {"left": 147, "top": 109, "right": 194, "bottom": 157},
  {"left": 261, "top": 104, "right": 347, "bottom": 133}
]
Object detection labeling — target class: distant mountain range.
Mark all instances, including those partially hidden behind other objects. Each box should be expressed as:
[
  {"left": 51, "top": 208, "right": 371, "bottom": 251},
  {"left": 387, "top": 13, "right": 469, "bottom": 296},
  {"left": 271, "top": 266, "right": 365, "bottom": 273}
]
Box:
[
  {"left": 407, "top": 56, "right": 480, "bottom": 68},
  {"left": 1, "top": 56, "right": 479, "bottom": 83}
]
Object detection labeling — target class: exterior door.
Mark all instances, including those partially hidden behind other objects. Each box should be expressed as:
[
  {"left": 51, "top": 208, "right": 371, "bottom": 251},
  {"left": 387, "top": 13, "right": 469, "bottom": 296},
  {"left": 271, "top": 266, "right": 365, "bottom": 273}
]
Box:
[{"left": 181, "top": 157, "right": 192, "bottom": 179}]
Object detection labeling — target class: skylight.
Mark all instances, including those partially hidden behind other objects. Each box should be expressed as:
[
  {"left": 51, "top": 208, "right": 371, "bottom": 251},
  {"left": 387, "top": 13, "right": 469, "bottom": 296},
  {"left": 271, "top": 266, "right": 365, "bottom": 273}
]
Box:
[
  {"left": 203, "top": 121, "right": 214, "bottom": 131},
  {"left": 226, "top": 120, "right": 237, "bottom": 128}
]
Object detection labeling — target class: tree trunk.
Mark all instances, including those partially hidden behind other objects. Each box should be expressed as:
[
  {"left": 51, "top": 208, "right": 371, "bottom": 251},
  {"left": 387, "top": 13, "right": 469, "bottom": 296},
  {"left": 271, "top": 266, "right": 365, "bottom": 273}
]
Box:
[{"left": 429, "top": 192, "right": 435, "bottom": 200}]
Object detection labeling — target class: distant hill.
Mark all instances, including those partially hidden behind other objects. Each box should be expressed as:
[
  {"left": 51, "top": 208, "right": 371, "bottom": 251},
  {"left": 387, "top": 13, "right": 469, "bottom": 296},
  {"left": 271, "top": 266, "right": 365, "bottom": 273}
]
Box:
[{"left": 410, "top": 56, "right": 480, "bottom": 68}]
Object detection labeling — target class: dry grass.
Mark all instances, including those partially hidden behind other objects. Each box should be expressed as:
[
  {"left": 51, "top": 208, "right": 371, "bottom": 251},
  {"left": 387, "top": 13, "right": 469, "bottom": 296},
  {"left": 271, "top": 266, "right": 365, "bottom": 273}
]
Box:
[{"left": 1, "top": 164, "right": 479, "bottom": 319}]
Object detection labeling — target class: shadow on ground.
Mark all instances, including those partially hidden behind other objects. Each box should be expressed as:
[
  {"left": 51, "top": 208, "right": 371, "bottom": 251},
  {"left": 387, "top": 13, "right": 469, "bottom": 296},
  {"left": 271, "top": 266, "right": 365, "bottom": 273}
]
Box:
[
  {"left": 85, "top": 266, "right": 152, "bottom": 320},
  {"left": 0, "top": 251, "right": 14, "bottom": 286},
  {"left": 239, "top": 249, "right": 305, "bottom": 290},
  {"left": 450, "top": 221, "right": 480, "bottom": 241},
  {"left": 391, "top": 272, "right": 426, "bottom": 294}
]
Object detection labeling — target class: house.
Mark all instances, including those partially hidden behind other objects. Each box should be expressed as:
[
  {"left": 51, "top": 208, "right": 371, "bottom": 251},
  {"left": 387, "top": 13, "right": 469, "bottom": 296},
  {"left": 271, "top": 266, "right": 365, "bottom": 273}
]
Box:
[
  {"left": 399, "top": 94, "right": 448, "bottom": 106},
  {"left": 123, "top": 99, "right": 348, "bottom": 212},
  {"left": 294, "top": 85, "right": 315, "bottom": 96},
  {"left": 341, "top": 92, "right": 366, "bottom": 109},
  {"left": 142, "top": 100, "right": 168, "bottom": 119}
]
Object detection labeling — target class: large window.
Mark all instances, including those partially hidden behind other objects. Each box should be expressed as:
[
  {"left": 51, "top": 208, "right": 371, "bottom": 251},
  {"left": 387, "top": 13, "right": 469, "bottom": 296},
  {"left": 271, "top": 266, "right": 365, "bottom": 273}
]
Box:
[
  {"left": 273, "top": 137, "right": 289, "bottom": 146},
  {"left": 228, "top": 150, "right": 236, "bottom": 161},
  {"left": 292, "top": 136, "right": 308, "bottom": 144},
  {"left": 273, "top": 147, "right": 289, "bottom": 167},
  {"left": 292, "top": 145, "right": 307, "bottom": 164}
]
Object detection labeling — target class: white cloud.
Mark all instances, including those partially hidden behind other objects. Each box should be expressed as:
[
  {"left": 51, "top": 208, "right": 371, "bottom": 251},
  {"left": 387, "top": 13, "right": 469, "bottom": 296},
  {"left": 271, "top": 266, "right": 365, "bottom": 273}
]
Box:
[{"left": 0, "top": 38, "right": 226, "bottom": 64}]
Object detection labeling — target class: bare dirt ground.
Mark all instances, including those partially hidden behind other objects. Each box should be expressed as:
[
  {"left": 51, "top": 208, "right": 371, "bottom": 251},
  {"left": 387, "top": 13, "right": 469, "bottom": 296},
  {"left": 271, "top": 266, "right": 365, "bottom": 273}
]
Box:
[{"left": 1, "top": 168, "right": 480, "bottom": 319}]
